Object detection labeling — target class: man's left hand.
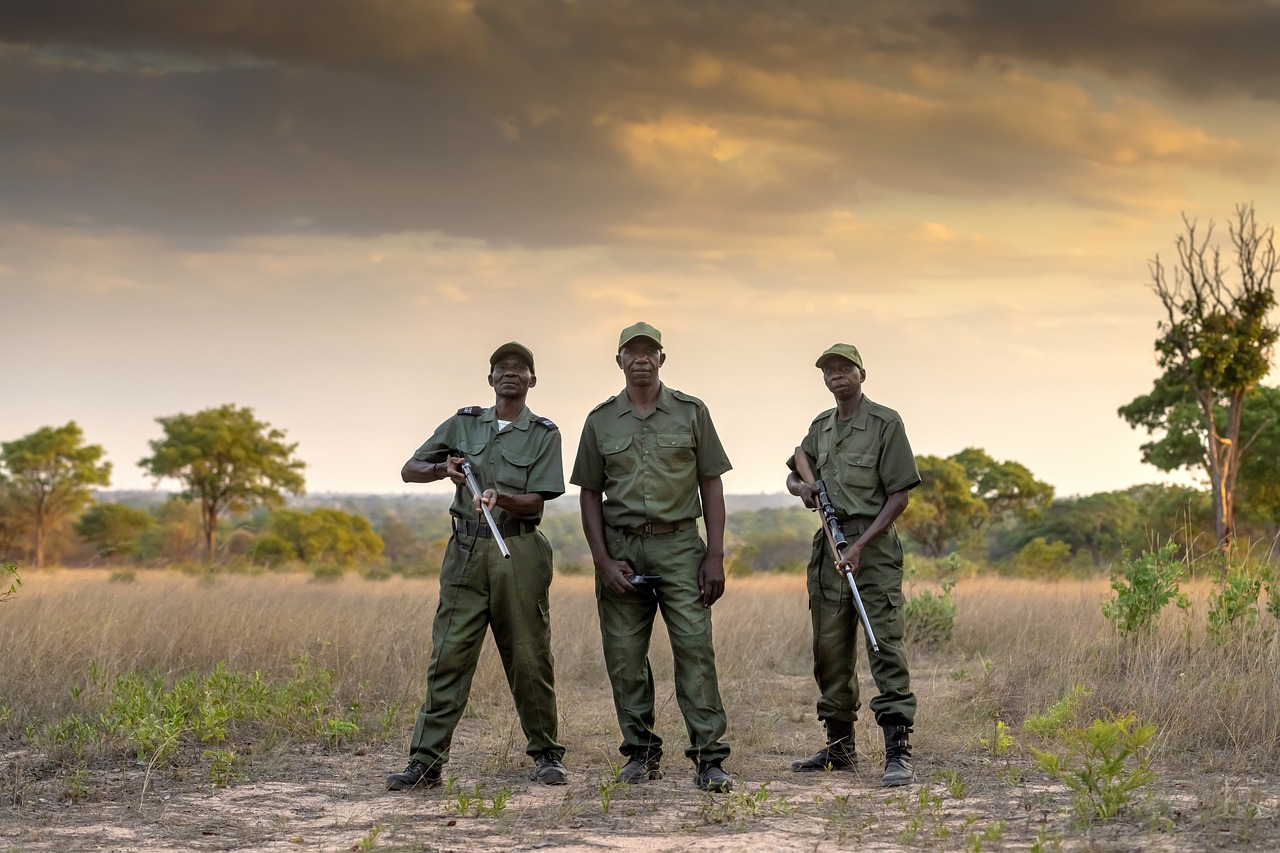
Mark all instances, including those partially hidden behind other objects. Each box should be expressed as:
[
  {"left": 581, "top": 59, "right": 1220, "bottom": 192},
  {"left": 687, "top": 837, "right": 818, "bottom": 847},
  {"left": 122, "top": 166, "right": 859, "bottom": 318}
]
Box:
[{"left": 699, "top": 554, "right": 726, "bottom": 607}]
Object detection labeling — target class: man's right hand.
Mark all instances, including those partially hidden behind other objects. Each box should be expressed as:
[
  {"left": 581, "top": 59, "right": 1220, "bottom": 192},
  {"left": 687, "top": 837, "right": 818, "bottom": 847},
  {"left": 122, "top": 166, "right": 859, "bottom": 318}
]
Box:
[
  {"left": 596, "top": 557, "right": 636, "bottom": 595},
  {"left": 796, "top": 482, "right": 819, "bottom": 510}
]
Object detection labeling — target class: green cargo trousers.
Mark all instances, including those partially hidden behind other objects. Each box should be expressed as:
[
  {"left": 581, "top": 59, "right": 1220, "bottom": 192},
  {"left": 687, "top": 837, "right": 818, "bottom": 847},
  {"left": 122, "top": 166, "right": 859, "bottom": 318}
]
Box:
[
  {"left": 807, "top": 525, "right": 916, "bottom": 728},
  {"left": 596, "top": 524, "right": 731, "bottom": 766},
  {"left": 408, "top": 527, "right": 564, "bottom": 769}
]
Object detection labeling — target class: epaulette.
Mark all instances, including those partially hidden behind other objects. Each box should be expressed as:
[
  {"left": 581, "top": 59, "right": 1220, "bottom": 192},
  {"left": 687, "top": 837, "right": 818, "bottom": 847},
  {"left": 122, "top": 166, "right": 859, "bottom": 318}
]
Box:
[
  {"left": 810, "top": 407, "right": 836, "bottom": 426},
  {"left": 533, "top": 416, "right": 558, "bottom": 430},
  {"left": 669, "top": 388, "right": 706, "bottom": 407},
  {"left": 457, "top": 406, "right": 484, "bottom": 416},
  {"left": 588, "top": 395, "right": 618, "bottom": 414}
]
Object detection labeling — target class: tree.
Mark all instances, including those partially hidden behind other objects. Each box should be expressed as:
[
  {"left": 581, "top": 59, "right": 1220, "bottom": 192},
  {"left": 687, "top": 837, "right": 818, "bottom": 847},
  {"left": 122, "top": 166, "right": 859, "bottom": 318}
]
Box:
[
  {"left": 265, "top": 507, "right": 383, "bottom": 565},
  {"left": 0, "top": 422, "right": 112, "bottom": 567},
  {"left": 139, "top": 405, "right": 306, "bottom": 559},
  {"left": 898, "top": 455, "right": 988, "bottom": 557},
  {"left": 74, "top": 502, "right": 155, "bottom": 562},
  {"left": 1120, "top": 204, "right": 1279, "bottom": 555},
  {"left": 951, "top": 447, "right": 1054, "bottom": 524}
]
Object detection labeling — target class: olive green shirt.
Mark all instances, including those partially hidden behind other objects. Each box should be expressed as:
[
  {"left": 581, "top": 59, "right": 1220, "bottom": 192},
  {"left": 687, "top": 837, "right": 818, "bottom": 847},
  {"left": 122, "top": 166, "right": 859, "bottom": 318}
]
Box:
[
  {"left": 787, "top": 395, "right": 921, "bottom": 522},
  {"left": 413, "top": 405, "right": 564, "bottom": 524},
  {"left": 570, "top": 384, "right": 732, "bottom": 529}
]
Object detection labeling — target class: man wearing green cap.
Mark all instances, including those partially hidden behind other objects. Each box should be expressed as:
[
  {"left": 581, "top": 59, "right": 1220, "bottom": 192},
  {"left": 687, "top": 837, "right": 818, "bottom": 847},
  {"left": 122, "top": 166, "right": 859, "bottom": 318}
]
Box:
[
  {"left": 785, "top": 343, "right": 921, "bottom": 787},
  {"left": 386, "top": 342, "right": 568, "bottom": 791},
  {"left": 571, "top": 322, "right": 735, "bottom": 793}
]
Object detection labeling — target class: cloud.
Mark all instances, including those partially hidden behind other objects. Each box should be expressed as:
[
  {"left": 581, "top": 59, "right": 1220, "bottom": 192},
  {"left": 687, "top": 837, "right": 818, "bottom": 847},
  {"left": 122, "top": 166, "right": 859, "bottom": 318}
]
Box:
[{"left": 932, "top": 0, "right": 1280, "bottom": 101}]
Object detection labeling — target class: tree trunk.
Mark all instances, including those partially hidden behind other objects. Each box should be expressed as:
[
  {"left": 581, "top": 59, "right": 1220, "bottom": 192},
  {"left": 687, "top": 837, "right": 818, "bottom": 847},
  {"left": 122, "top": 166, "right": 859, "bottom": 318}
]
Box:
[
  {"left": 203, "top": 502, "right": 217, "bottom": 561},
  {"left": 33, "top": 495, "right": 46, "bottom": 568}
]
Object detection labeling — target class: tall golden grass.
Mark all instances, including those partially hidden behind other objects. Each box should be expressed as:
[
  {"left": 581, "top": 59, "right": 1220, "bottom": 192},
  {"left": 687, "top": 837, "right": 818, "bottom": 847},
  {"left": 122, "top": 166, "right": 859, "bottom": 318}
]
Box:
[{"left": 1, "top": 569, "right": 1277, "bottom": 775}]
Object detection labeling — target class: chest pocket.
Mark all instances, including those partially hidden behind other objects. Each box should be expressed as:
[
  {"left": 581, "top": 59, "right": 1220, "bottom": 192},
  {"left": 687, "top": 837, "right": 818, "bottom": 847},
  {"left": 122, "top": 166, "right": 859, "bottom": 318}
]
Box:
[
  {"left": 655, "top": 431, "right": 695, "bottom": 474},
  {"left": 496, "top": 447, "right": 535, "bottom": 492},
  {"left": 842, "top": 451, "right": 879, "bottom": 489},
  {"left": 601, "top": 434, "right": 636, "bottom": 476}
]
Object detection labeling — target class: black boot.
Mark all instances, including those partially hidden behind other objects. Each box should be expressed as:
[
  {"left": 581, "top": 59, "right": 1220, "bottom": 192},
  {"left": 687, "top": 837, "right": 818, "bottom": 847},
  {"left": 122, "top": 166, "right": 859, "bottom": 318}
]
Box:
[
  {"left": 881, "top": 725, "right": 914, "bottom": 787},
  {"left": 791, "top": 719, "right": 858, "bottom": 772}
]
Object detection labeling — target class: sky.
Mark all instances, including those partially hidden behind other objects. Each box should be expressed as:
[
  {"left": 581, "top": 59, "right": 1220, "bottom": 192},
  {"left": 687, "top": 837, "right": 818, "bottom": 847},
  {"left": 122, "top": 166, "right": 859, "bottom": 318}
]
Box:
[{"left": 3, "top": 0, "right": 1279, "bottom": 500}]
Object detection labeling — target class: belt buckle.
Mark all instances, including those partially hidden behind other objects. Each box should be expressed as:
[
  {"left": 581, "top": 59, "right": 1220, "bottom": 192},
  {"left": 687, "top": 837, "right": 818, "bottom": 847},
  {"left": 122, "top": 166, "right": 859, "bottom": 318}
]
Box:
[{"left": 640, "top": 521, "right": 654, "bottom": 537}]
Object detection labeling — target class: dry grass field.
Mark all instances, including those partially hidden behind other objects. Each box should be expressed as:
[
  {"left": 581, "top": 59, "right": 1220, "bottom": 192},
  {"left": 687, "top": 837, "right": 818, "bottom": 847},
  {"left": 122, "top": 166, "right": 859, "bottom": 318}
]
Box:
[{"left": 2, "top": 568, "right": 1279, "bottom": 851}]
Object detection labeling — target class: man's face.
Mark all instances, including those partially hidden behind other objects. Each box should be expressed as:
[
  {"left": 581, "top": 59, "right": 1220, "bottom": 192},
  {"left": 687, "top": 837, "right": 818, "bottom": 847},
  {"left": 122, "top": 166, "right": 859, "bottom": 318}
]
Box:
[
  {"left": 616, "top": 338, "right": 665, "bottom": 387},
  {"left": 488, "top": 355, "right": 535, "bottom": 398},
  {"left": 821, "top": 357, "right": 864, "bottom": 400}
]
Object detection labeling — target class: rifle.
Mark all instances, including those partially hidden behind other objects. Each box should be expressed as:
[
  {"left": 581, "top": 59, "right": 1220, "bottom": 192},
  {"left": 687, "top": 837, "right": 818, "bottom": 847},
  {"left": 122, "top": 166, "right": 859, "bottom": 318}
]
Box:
[
  {"left": 793, "top": 447, "right": 879, "bottom": 652},
  {"left": 459, "top": 457, "right": 511, "bottom": 559}
]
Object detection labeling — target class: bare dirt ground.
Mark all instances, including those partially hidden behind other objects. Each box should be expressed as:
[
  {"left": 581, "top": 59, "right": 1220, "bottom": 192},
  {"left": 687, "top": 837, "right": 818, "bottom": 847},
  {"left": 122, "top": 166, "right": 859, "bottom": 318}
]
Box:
[{"left": 5, "top": 671, "right": 1279, "bottom": 853}]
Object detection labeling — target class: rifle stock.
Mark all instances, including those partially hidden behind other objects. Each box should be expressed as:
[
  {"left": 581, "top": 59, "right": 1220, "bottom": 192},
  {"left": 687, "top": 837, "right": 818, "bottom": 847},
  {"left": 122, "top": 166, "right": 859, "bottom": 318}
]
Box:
[{"left": 793, "top": 446, "right": 879, "bottom": 652}]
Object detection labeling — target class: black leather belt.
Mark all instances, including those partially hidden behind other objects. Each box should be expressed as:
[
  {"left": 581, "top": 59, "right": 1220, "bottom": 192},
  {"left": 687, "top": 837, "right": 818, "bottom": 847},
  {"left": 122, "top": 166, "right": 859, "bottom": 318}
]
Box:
[
  {"left": 620, "top": 518, "right": 696, "bottom": 537},
  {"left": 457, "top": 519, "right": 538, "bottom": 539}
]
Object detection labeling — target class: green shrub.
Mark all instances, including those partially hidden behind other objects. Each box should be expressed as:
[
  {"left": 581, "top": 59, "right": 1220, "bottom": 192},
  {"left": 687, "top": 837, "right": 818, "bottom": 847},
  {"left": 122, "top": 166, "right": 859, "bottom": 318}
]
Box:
[
  {"left": 905, "top": 579, "right": 957, "bottom": 646},
  {"left": 1101, "top": 543, "right": 1189, "bottom": 638},
  {"left": 1, "top": 562, "right": 20, "bottom": 603},
  {"left": 1207, "top": 570, "right": 1263, "bottom": 643},
  {"left": 1029, "top": 713, "right": 1156, "bottom": 823}
]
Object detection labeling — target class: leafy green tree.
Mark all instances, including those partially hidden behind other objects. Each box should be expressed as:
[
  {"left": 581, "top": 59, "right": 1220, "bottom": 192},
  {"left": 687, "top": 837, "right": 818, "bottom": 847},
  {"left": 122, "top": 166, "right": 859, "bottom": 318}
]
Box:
[
  {"left": 1120, "top": 204, "right": 1279, "bottom": 555},
  {"left": 266, "top": 508, "right": 382, "bottom": 565},
  {"left": 952, "top": 447, "right": 1054, "bottom": 524},
  {"left": 1004, "top": 491, "right": 1142, "bottom": 566},
  {"left": 139, "top": 405, "right": 306, "bottom": 559},
  {"left": 0, "top": 422, "right": 112, "bottom": 567},
  {"left": 74, "top": 502, "right": 155, "bottom": 562},
  {"left": 899, "top": 455, "right": 988, "bottom": 556}
]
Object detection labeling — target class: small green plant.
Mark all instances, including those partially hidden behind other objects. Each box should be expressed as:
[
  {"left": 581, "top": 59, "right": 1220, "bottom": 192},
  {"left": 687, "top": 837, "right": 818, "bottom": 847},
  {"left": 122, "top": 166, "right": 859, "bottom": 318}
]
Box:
[
  {"left": 108, "top": 569, "right": 136, "bottom": 583},
  {"left": 965, "top": 820, "right": 1007, "bottom": 852},
  {"left": 449, "top": 783, "right": 511, "bottom": 818},
  {"left": 1207, "top": 570, "right": 1263, "bottom": 643},
  {"left": 1, "top": 562, "right": 20, "bottom": 603},
  {"left": 1266, "top": 574, "right": 1280, "bottom": 621},
  {"left": 204, "top": 748, "right": 236, "bottom": 788},
  {"left": 1030, "top": 827, "right": 1063, "bottom": 852},
  {"left": 905, "top": 579, "right": 957, "bottom": 645},
  {"left": 356, "top": 824, "right": 383, "bottom": 850},
  {"left": 1102, "top": 543, "right": 1189, "bottom": 637},
  {"left": 1024, "top": 684, "right": 1092, "bottom": 737},
  {"left": 599, "top": 777, "right": 625, "bottom": 815},
  {"left": 979, "top": 717, "right": 1013, "bottom": 757},
  {"left": 1030, "top": 713, "right": 1156, "bottom": 823},
  {"left": 702, "top": 782, "right": 795, "bottom": 824},
  {"left": 937, "top": 768, "right": 967, "bottom": 799}
]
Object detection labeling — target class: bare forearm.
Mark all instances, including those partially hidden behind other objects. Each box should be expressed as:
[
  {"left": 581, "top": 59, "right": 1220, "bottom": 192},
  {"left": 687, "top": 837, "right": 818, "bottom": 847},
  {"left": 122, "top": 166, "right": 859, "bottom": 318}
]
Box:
[{"left": 699, "top": 476, "right": 726, "bottom": 556}]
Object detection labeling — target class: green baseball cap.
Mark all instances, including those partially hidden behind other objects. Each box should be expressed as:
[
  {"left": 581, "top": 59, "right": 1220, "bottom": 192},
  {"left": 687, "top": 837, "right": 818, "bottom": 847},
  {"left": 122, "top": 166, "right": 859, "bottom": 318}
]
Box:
[
  {"left": 815, "top": 343, "right": 863, "bottom": 369},
  {"left": 490, "top": 341, "right": 535, "bottom": 374},
  {"left": 618, "top": 321, "right": 663, "bottom": 350}
]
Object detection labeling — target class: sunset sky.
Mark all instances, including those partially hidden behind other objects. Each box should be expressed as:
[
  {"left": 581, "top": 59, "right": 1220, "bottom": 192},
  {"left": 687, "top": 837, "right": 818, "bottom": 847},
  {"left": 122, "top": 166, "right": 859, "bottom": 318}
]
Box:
[{"left": 3, "top": 1, "right": 1278, "bottom": 500}]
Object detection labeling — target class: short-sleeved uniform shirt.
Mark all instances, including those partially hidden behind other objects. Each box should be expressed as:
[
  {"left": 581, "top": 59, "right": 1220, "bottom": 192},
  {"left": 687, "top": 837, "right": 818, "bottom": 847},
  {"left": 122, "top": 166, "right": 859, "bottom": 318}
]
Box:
[
  {"left": 570, "top": 384, "right": 732, "bottom": 529},
  {"left": 413, "top": 405, "right": 564, "bottom": 524},
  {"left": 787, "top": 395, "right": 920, "bottom": 522}
]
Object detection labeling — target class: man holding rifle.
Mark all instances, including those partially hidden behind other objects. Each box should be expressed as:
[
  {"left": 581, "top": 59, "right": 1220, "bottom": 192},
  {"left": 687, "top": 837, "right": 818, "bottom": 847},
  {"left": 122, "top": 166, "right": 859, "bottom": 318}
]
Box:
[
  {"left": 785, "top": 343, "right": 921, "bottom": 787},
  {"left": 387, "top": 342, "right": 568, "bottom": 791}
]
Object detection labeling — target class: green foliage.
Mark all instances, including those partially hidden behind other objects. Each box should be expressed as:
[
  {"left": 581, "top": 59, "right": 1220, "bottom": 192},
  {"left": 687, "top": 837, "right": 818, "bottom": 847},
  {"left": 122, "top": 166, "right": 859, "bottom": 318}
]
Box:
[
  {"left": 899, "top": 455, "right": 987, "bottom": 556},
  {"left": 1, "top": 421, "right": 112, "bottom": 566},
  {"left": 1030, "top": 713, "right": 1157, "bottom": 823},
  {"left": 1207, "top": 570, "right": 1263, "bottom": 643},
  {"left": 701, "top": 782, "right": 795, "bottom": 825},
  {"left": 34, "top": 658, "right": 359, "bottom": 774},
  {"left": 139, "top": 404, "right": 306, "bottom": 558},
  {"left": 1267, "top": 574, "right": 1280, "bottom": 622},
  {"left": 905, "top": 579, "right": 957, "bottom": 646},
  {"left": 1101, "top": 543, "right": 1190, "bottom": 638},
  {"left": 1024, "top": 685, "right": 1093, "bottom": 738},
  {"left": 74, "top": 502, "right": 155, "bottom": 561},
  {"left": 266, "top": 508, "right": 383, "bottom": 566},
  {"left": 952, "top": 447, "right": 1054, "bottom": 523},
  {"left": 1, "top": 562, "right": 19, "bottom": 603},
  {"left": 1009, "top": 536, "right": 1074, "bottom": 577}
]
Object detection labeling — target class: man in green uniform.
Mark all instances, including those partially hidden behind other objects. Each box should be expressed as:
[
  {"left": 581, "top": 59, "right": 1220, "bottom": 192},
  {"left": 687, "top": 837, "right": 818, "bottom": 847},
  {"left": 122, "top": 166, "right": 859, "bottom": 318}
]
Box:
[
  {"left": 785, "top": 343, "right": 921, "bottom": 787},
  {"left": 387, "top": 342, "right": 568, "bottom": 791},
  {"left": 571, "top": 322, "right": 735, "bottom": 793}
]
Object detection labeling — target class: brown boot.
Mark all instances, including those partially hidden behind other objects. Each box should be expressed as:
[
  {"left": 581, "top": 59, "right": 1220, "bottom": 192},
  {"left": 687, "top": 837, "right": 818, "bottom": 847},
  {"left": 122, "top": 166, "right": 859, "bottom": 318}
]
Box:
[
  {"left": 791, "top": 719, "right": 858, "bottom": 772},
  {"left": 881, "top": 725, "right": 914, "bottom": 787}
]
